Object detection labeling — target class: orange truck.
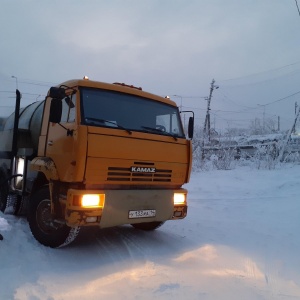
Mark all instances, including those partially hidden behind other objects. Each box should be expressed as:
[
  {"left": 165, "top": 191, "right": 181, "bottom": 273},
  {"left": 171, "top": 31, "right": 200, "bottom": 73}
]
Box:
[{"left": 0, "top": 78, "right": 194, "bottom": 247}]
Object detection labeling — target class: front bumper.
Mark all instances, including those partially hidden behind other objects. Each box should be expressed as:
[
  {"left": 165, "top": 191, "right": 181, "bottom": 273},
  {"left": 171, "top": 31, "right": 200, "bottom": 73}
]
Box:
[{"left": 65, "top": 188, "right": 187, "bottom": 227}]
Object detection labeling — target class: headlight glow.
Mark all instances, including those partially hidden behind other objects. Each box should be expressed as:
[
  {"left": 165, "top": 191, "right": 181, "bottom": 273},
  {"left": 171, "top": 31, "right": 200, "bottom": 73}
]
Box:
[
  {"left": 81, "top": 194, "right": 105, "bottom": 207},
  {"left": 174, "top": 193, "right": 186, "bottom": 205}
]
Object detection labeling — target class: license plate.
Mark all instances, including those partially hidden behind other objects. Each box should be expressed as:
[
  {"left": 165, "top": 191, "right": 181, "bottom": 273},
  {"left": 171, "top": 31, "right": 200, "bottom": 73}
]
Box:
[{"left": 128, "top": 209, "right": 156, "bottom": 219}]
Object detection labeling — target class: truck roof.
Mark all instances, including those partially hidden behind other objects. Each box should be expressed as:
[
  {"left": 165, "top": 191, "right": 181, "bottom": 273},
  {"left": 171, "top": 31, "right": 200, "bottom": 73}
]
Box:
[{"left": 58, "top": 79, "right": 178, "bottom": 107}]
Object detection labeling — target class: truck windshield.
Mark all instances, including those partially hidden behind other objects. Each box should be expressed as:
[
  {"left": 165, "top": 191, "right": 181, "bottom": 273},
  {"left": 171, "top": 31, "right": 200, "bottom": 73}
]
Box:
[{"left": 80, "top": 88, "right": 185, "bottom": 138}]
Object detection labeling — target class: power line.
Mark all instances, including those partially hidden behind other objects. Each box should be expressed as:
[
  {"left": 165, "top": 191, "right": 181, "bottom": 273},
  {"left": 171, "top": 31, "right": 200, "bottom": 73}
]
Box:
[
  {"left": 215, "top": 90, "right": 300, "bottom": 116},
  {"left": 218, "top": 91, "right": 254, "bottom": 110},
  {"left": 219, "top": 69, "right": 300, "bottom": 89},
  {"left": 181, "top": 105, "right": 206, "bottom": 111},
  {"left": 0, "top": 76, "right": 56, "bottom": 87},
  {"left": 19, "top": 80, "right": 54, "bottom": 87},
  {"left": 260, "top": 90, "right": 300, "bottom": 106},
  {"left": 219, "top": 61, "right": 300, "bottom": 83},
  {"left": 214, "top": 109, "right": 256, "bottom": 114}
]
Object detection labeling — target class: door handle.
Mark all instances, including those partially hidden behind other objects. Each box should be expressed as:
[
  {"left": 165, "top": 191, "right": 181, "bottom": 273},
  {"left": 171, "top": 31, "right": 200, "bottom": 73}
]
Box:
[{"left": 48, "top": 140, "right": 53, "bottom": 146}]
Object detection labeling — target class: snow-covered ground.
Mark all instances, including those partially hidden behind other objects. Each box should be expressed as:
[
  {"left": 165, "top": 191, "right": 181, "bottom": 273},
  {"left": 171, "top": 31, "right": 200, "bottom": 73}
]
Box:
[{"left": 1, "top": 164, "right": 300, "bottom": 300}]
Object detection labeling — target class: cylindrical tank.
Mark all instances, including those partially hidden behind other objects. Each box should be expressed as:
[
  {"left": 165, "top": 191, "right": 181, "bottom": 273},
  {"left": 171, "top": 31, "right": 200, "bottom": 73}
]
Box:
[{"left": 1, "top": 101, "right": 45, "bottom": 153}]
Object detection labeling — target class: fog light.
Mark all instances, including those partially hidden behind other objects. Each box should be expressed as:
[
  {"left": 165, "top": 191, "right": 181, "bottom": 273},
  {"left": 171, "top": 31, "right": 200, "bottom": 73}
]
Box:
[
  {"left": 174, "top": 211, "right": 182, "bottom": 217},
  {"left": 174, "top": 193, "right": 186, "bottom": 205},
  {"left": 86, "top": 216, "right": 98, "bottom": 223}
]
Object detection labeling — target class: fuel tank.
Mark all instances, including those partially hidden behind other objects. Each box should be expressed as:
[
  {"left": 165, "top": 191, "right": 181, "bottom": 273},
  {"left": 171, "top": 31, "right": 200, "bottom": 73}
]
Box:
[{"left": 0, "top": 101, "right": 45, "bottom": 154}]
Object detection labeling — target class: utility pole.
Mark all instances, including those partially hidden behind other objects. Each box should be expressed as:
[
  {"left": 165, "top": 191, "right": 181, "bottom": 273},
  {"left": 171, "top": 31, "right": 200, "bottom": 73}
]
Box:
[
  {"left": 203, "top": 79, "right": 218, "bottom": 142},
  {"left": 257, "top": 104, "right": 266, "bottom": 134},
  {"left": 201, "top": 79, "right": 219, "bottom": 161},
  {"left": 294, "top": 102, "right": 298, "bottom": 133},
  {"left": 278, "top": 106, "right": 300, "bottom": 162},
  {"left": 295, "top": 0, "right": 300, "bottom": 16}
]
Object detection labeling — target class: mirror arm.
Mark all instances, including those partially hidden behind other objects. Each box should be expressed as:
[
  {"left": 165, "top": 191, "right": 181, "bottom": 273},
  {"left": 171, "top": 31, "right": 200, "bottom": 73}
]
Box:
[{"left": 57, "top": 123, "right": 74, "bottom": 136}]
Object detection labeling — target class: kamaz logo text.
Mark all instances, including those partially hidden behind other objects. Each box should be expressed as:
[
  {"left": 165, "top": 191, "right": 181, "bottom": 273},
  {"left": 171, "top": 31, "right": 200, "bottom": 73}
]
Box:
[{"left": 131, "top": 167, "right": 156, "bottom": 173}]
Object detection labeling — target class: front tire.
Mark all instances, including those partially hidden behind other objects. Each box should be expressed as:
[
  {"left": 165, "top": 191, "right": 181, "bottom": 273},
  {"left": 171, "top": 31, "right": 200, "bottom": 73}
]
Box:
[
  {"left": 131, "top": 221, "right": 165, "bottom": 231},
  {"left": 28, "top": 187, "right": 80, "bottom": 248}
]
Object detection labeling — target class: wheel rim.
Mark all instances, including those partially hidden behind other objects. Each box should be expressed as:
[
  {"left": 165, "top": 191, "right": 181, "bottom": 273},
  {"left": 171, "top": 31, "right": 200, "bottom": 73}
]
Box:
[{"left": 36, "top": 199, "right": 55, "bottom": 234}]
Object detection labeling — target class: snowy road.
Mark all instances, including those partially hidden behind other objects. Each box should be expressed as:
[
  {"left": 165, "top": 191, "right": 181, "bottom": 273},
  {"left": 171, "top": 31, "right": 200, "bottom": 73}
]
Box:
[{"left": 1, "top": 165, "right": 300, "bottom": 299}]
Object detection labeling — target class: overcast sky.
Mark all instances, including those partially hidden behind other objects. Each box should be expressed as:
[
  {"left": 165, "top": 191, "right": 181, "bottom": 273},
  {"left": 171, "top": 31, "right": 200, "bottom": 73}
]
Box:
[{"left": 0, "top": 0, "right": 300, "bottom": 131}]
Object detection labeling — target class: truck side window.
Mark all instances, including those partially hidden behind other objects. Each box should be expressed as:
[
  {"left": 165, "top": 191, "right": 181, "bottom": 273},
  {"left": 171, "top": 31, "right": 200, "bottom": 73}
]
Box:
[
  {"left": 61, "top": 95, "right": 76, "bottom": 123},
  {"left": 156, "top": 113, "right": 180, "bottom": 134}
]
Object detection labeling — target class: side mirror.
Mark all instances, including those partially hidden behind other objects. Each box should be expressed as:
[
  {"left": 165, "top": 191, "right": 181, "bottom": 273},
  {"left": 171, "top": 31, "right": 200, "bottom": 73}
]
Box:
[
  {"left": 65, "top": 96, "right": 75, "bottom": 108},
  {"left": 180, "top": 110, "right": 195, "bottom": 140},
  {"left": 49, "top": 98, "right": 62, "bottom": 123},
  {"left": 188, "top": 116, "right": 194, "bottom": 139},
  {"left": 49, "top": 87, "right": 66, "bottom": 100}
]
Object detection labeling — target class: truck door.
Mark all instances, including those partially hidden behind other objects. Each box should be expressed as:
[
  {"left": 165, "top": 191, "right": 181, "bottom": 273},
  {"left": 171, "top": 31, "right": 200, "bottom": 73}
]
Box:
[{"left": 45, "top": 96, "right": 77, "bottom": 181}]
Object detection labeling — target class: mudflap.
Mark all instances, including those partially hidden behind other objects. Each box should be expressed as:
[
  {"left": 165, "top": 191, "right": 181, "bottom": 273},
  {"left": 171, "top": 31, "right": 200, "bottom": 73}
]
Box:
[
  {"left": 3, "top": 194, "right": 18, "bottom": 214},
  {"left": 3, "top": 194, "right": 27, "bottom": 216}
]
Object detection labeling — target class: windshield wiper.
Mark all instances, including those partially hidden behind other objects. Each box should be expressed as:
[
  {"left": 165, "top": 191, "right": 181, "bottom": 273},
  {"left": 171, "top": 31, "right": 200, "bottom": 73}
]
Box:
[
  {"left": 85, "top": 117, "right": 132, "bottom": 135},
  {"left": 141, "top": 126, "right": 177, "bottom": 140}
]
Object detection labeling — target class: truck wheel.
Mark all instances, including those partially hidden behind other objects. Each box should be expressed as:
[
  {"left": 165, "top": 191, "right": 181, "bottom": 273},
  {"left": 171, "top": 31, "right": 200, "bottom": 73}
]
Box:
[
  {"left": 131, "top": 221, "right": 165, "bottom": 231},
  {"left": 28, "top": 187, "right": 80, "bottom": 248},
  {"left": 0, "top": 169, "right": 9, "bottom": 213}
]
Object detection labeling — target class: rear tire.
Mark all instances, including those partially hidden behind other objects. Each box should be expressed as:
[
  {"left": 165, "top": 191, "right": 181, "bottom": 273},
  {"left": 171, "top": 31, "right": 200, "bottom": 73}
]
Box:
[
  {"left": 28, "top": 187, "right": 80, "bottom": 248},
  {"left": 0, "top": 169, "right": 9, "bottom": 213},
  {"left": 131, "top": 221, "right": 165, "bottom": 231},
  {"left": 0, "top": 168, "right": 20, "bottom": 215}
]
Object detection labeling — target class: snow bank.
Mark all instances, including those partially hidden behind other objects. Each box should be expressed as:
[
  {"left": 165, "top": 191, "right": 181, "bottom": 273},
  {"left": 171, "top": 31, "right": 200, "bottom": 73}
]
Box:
[{"left": 1, "top": 165, "right": 300, "bottom": 299}]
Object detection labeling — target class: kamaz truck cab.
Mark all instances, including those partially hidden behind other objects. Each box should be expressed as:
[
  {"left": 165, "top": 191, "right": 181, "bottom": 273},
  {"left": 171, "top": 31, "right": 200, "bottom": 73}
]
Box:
[{"left": 0, "top": 78, "right": 193, "bottom": 247}]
